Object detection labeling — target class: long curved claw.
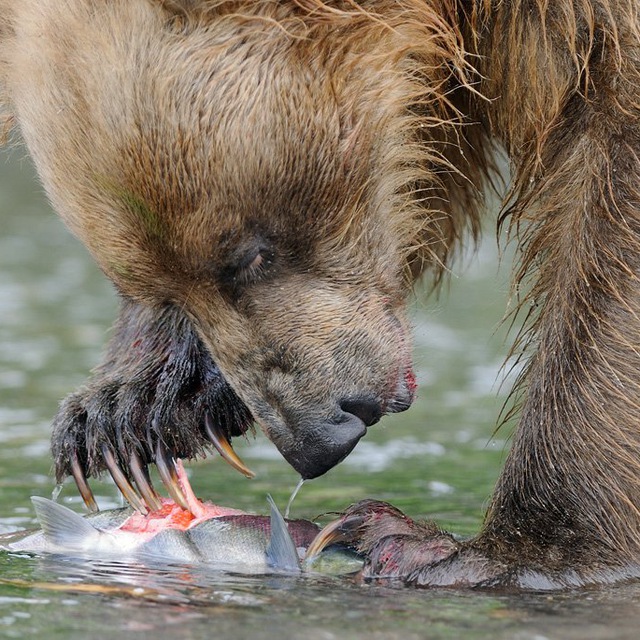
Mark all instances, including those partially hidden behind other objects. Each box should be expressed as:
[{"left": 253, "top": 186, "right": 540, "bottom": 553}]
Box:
[
  {"left": 155, "top": 442, "right": 190, "bottom": 511},
  {"left": 204, "top": 414, "right": 255, "bottom": 479},
  {"left": 101, "top": 445, "right": 148, "bottom": 515},
  {"left": 70, "top": 452, "right": 99, "bottom": 513},
  {"left": 304, "top": 514, "right": 367, "bottom": 561},
  {"left": 129, "top": 450, "right": 162, "bottom": 512}
]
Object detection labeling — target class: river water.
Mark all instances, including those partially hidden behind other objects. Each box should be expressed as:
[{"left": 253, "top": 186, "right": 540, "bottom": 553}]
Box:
[{"left": 1, "top": 147, "right": 640, "bottom": 639}]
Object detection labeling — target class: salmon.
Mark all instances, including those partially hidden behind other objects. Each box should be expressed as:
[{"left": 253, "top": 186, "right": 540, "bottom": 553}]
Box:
[{"left": 0, "top": 495, "right": 361, "bottom": 575}]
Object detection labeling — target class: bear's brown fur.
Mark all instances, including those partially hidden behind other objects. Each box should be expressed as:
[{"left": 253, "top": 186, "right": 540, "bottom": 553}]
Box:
[{"left": 2, "top": 0, "right": 640, "bottom": 587}]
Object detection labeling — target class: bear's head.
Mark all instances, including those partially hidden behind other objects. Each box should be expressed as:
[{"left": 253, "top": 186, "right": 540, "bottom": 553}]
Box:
[{"left": 6, "top": 2, "right": 469, "bottom": 478}]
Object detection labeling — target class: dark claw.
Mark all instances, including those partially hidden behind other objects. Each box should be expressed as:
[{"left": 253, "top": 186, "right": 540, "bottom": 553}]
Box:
[
  {"left": 129, "top": 450, "right": 162, "bottom": 512},
  {"left": 102, "top": 445, "right": 148, "bottom": 515},
  {"left": 70, "top": 451, "right": 99, "bottom": 513},
  {"left": 204, "top": 414, "right": 256, "bottom": 479},
  {"left": 155, "top": 441, "right": 190, "bottom": 511},
  {"left": 306, "top": 500, "right": 460, "bottom": 581},
  {"left": 305, "top": 514, "right": 368, "bottom": 560}
]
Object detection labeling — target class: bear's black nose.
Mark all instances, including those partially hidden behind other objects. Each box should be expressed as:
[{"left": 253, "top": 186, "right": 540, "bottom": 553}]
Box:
[
  {"left": 340, "top": 397, "right": 383, "bottom": 427},
  {"left": 277, "top": 405, "right": 374, "bottom": 480},
  {"left": 279, "top": 399, "right": 386, "bottom": 479}
]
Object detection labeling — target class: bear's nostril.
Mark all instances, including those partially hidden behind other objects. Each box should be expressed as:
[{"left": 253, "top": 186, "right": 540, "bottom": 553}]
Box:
[{"left": 340, "top": 397, "right": 383, "bottom": 427}]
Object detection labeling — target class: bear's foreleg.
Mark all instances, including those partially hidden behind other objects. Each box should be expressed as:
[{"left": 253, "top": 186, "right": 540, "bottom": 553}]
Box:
[{"left": 51, "top": 298, "right": 253, "bottom": 511}]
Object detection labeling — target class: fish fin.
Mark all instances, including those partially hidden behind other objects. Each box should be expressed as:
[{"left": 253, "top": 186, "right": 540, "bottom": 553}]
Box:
[
  {"left": 31, "top": 496, "right": 99, "bottom": 548},
  {"left": 266, "top": 494, "right": 301, "bottom": 573}
]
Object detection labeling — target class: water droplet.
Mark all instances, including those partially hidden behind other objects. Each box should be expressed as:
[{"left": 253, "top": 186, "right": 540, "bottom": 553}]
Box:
[
  {"left": 51, "top": 483, "right": 63, "bottom": 503},
  {"left": 285, "top": 477, "right": 305, "bottom": 519}
]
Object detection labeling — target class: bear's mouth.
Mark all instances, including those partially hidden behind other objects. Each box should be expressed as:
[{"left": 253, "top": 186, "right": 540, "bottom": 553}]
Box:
[
  {"left": 280, "top": 369, "right": 416, "bottom": 479},
  {"left": 208, "top": 364, "right": 417, "bottom": 481}
]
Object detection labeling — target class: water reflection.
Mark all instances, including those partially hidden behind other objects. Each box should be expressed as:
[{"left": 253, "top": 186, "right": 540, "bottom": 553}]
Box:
[{"left": 5, "top": 549, "right": 640, "bottom": 640}]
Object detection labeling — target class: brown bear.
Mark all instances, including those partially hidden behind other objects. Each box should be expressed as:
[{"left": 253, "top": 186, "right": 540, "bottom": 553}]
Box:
[{"left": 1, "top": 0, "right": 640, "bottom": 588}]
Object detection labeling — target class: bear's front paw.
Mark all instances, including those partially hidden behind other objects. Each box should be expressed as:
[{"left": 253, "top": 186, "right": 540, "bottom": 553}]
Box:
[
  {"left": 51, "top": 299, "right": 254, "bottom": 513},
  {"left": 306, "top": 499, "right": 460, "bottom": 581}
]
